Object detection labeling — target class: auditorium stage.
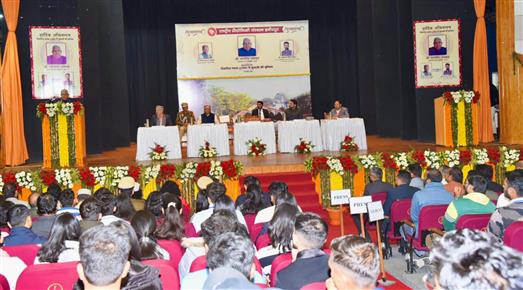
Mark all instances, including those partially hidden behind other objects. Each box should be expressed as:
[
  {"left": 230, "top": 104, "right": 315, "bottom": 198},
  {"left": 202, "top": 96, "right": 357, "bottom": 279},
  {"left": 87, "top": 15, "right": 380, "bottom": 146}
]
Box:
[{"left": 8, "top": 135, "right": 501, "bottom": 174}]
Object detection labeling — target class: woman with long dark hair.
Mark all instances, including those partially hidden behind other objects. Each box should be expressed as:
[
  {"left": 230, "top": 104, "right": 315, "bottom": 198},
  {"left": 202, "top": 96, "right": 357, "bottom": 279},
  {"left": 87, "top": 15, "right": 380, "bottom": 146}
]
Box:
[
  {"left": 131, "top": 210, "right": 170, "bottom": 260},
  {"left": 35, "top": 213, "right": 81, "bottom": 264},
  {"left": 114, "top": 194, "right": 136, "bottom": 221},
  {"left": 155, "top": 193, "right": 186, "bottom": 241},
  {"left": 256, "top": 203, "right": 299, "bottom": 274},
  {"left": 239, "top": 184, "right": 267, "bottom": 215},
  {"left": 145, "top": 191, "right": 164, "bottom": 224}
]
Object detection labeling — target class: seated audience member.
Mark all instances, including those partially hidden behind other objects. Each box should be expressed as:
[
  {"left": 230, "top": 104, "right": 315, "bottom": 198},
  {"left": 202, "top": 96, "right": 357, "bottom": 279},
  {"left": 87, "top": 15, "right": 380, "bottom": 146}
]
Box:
[
  {"left": 0, "top": 200, "right": 14, "bottom": 233},
  {"left": 76, "top": 188, "right": 92, "bottom": 207},
  {"left": 145, "top": 191, "right": 164, "bottom": 222},
  {"left": 517, "top": 161, "right": 523, "bottom": 170},
  {"left": 76, "top": 224, "right": 132, "bottom": 290},
  {"left": 497, "top": 169, "right": 523, "bottom": 207},
  {"left": 276, "top": 212, "right": 329, "bottom": 290},
  {"left": 203, "top": 267, "right": 259, "bottom": 290},
  {"left": 439, "top": 165, "right": 450, "bottom": 185},
  {"left": 382, "top": 170, "right": 418, "bottom": 234},
  {"left": 197, "top": 105, "right": 219, "bottom": 124},
  {"left": 114, "top": 193, "right": 137, "bottom": 221},
  {"left": 28, "top": 192, "right": 40, "bottom": 217},
  {"left": 489, "top": 176, "right": 523, "bottom": 240},
  {"left": 95, "top": 188, "right": 123, "bottom": 225},
  {"left": 3, "top": 182, "right": 29, "bottom": 208},
  {"left": 190, "top": 181, "right": 247, "bottom": 232},
  {"left": 151, "top": 104, "right": 173, "bottom": 126},
  {"left": 160, "top": 180, "right": 190, "bottom": 211},
  {"left": 79, "top": 197, "right": 103, "bottom": 233},
  {"left": 178, "top": 210, "right": 248, "bottom": 280},
  {"left": 0, "top": 235, "right": 27, "bottom": 290},
  {"left": 4, "top": 205, "right": 46, "bottom": 246},
  {"left": 46, "top": 183, "right": 62, "bottom": 201},
  {"left": 131, "top": 210, "right": 170, "bottom": 260},
  {"left": 195, "top": 189, "right": 210, "bottom": 213},
  {"left": 443, "top": 174, "right": 496, "bottom": 231},
  {"left": 326, "top": 235, "right": 380, "bottom": 290},
  {"left": 425, "top": 229, "right": 523, "bottom": 290},
  {"left": 443, "top": 167, "right": 465, "bottom": 195},
  {"left": 408, "top": 163, "right": 424, "bottom": 190},
  {"left": 254, "top": 181, "right": 289, "bottom": 224},
  {"left": 181, "top": 232, "right": 264, "bottom": 289},
  {"left": 118, "top": 177, "right": 145, "bottom": 211},
  {"left": 236, "top": 176, "right": 270, "bottom": 207},
  {"left": 155, "top": 193, "right": 188, "bottom": 240},
  {"left": 239, "top": 184, "right": 268, "bottom": 216},
  {"left": 363, "top": 167, "right": 393, "bottom": 196},
  {"left": 35, "top": 213, "right": 81, "bottom": 264},
  {"left": 57, "top": 189, "right": 80, "bottom": 217},
  {"left": 400, "top": 169, "right": 452, "bottom": 252},
  {"left": 256, "top": 203, "right": 299, "bottom": 275},
  {"left": 32, "top": 193, "right": 58, "bottom": 238},
  {"left": 476, "top": 164, "right": 504, "bottom": 194},
  {"left": 213, "top": 195, "right": 236, "bottom": 215}
]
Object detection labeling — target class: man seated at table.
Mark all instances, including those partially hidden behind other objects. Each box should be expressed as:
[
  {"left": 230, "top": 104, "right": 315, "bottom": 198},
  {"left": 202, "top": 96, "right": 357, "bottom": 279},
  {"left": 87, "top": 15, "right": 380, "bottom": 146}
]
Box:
[
  {"left": 151, "top": 105, "right": 173, "bottom": 126},
  {"left": 284, "top": 99, "right": 303, "bottom": 121},
  {"left": 327, "top": 100, "right": 349, "bottom": 119},
  {"left": 197, "top": 105, "right": 219, "bottom": 124},
  {"left": 251, "top": 101, "right": 271, "bottom": 120},
  {"left": 176, "top": 102, "right": 196, "bottom": 136}
]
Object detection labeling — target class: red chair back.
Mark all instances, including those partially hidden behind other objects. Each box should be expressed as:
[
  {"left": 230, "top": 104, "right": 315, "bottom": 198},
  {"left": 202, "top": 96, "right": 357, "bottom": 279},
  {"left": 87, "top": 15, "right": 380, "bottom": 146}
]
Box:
[
  {"left": 16, "top": 261, "right": 79, "bottom": 290},
  {"left": 157, "top": 240, "right": 184, "bottom": 270},
  {"left": 456, "top": 214, "right": 491, "bottom": 231},
  {"left": 142, "top": 259, "right": 180, "bottom": 290},
  {"left": 250, "top": 223, "right": 265, "bottom": 242},
  {"left": 504, "top": 221, "right": 523, "bottom": 252},
  {"left": 189, "top": 255, "right": 263, "bottom": 274},
  {"left": 371, "top": 192, "right": 388, "bottom": 205},
  {"left": 2, "top": 244, "right": 40, "bottom": 266},
  {"left": 244, "top": 214, "right": 256, "bottom": 234},
  {"left": 255, "top": 234, "right": 271, "bottom": 250},
  {"left": 300, "top": 281, "right": 326, "bottom": 290},
  {"left": 184, "top": 223, "right": 198, "bottom": 238},
  {"left": 0, "top": 227, "right": 10, "bottom": 234},
  {"left": 0, "top": 274, "right": 9, "bottom": 290},
  {"left": 388, "top": 199, "right": 412, "bottom": 240},
  {"left": 412, "top": 205, "right": 448, "bottom": 251},
  {"left": 270, "top": 253, "right": 292, "bottom": 287}
]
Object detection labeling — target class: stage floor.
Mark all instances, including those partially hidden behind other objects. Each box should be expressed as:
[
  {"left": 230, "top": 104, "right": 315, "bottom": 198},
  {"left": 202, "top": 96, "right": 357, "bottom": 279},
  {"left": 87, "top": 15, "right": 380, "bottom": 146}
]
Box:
[{"left": 6, "top": 135, "right": 500, "bottom": 174}]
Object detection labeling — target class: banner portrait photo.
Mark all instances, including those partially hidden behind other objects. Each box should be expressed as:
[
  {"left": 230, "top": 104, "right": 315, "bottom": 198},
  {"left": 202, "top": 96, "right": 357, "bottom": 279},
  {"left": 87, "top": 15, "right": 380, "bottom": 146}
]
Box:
[
  {"left": 413, "top": 19, "right": 461, "bottom": 88},
  {"left": 30, "top": 26, "right": 83, "bottom": 99},
  {"left": 175, "top": 20, "right": 311, "bottom": 118}
]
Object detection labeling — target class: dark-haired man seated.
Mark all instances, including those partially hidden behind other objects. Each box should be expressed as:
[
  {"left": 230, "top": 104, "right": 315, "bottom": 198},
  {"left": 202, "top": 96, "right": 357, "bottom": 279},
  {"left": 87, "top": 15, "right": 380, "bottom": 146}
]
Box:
[
  {"left": 276, "top": 213, "right": 330, "bottom": 290},
  {"left": 32, "top": 194, "right": 58, "bottom": 238},
  {"left": 4, "top": 205, "right": 47, "bottom": 246}
]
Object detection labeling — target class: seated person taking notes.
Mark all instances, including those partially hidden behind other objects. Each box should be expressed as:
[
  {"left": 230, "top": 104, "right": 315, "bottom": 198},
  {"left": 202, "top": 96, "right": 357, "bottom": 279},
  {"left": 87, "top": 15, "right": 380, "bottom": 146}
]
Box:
[
  {"left": 151, "top": 105, "right": 173, "bottom": 126},
  {"left": 197, "top": 105, "right": 219, "bottom": 124}
]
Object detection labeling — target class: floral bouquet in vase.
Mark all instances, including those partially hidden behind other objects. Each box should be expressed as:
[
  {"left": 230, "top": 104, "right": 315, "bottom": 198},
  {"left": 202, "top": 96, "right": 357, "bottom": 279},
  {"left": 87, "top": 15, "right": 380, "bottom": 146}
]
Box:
[
  {"left": 148, "top": 143, "right": 169, "bottom": 161},
  {"left": 295, "top": 138, "right": 314, "bottom": 154},
  {"left": 246, "top": 138, "right": 266, "bottom": 156},
  {"left": 199, "top": 141, "right": 218, "bottom": 158},
  {"left": 340, "top": 135, "right": 358, "bottom": 152}
]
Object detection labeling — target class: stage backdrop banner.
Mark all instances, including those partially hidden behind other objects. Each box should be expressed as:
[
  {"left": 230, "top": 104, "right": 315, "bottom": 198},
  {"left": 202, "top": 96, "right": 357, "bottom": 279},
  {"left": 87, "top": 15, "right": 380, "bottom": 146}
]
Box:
[
  {"left": 175, "top": 20, "right": 311, "bottom": 118},
  {"left": 413, "top": 19, "right": 461, "bottom": 88},
  {"left": 30, "top": 26, "right": 83, "bottom": 99}
]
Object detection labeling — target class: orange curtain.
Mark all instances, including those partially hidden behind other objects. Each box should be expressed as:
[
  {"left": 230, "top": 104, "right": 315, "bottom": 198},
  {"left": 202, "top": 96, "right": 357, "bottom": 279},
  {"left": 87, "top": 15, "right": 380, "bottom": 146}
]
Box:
[
  {"left": 1, "top": 0, "right": 28, "bottom": 165},
  {"left": 473, "top": 0, "right": 493, "bottom": 143}
]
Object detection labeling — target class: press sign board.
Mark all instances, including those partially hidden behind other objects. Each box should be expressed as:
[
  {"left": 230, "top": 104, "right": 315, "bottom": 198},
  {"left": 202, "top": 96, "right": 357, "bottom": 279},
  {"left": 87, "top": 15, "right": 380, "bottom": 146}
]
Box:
[
  {"left": 349, "top": 196, "right": 372, "bottom": 214},
  {"left": 330, "top": 189, "right": 351, "bottom": 206},
  {"left": 367, "top": 201, "right": 385, "bottom": 222}
]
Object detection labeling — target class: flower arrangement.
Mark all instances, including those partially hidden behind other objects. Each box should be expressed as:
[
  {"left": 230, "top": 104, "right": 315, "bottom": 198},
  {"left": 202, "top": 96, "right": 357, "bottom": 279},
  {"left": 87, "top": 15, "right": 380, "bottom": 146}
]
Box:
[
  {"left": 500, "top": 146, "right": 520, "bottom": 169},
  {"left": 108, "top": 166, "right": 129, "bottom": 187},
  {"left": 39, "top": 170, "right": 57, "bottom": 187},
  {"left": 340, "top": 135, "right": 359, "bottom": 152},
  {"left": 149, "top": 143, "right": 169, "bottom": 161},
  {"left": 199, "top": 141, "right": 218, "bottom": 158},
  {"left": 358, "top": 154, "right": 378, "bottom": 169},
  {"left": 178, "top": 162, "right": 197, "bottom": 183},
  {"left": 472, "top": 148, "right": 489, "bottom": 165},
  {"left": 143, "top": 164, "right": 160, "bottom": 185},
  {"left": 247, "top": 138, "right": 266, "bottom": 156},
  {"left": 79, "top": 167, "right": 96, "bottom": 188},
  {"left": 409, "top": 151, "right": 427, "bottom": 168},
  {"left": 209, "top": 161, "right": 224, "bottom": 179},
  {"left": 15, "top": 171, "right": 36, "bottom": 191},
  {"left": 295, "top": 138, "right": 315, "bottom": 154},
  {"left": 393, "top": 152, "right": 409, "bottom": 170},
  {"left": 36, "top": 101, "right": 84, "bottom": 118},
  {"left": 442, "top": 90, "right": 480, "bottom": 147},
  {"left": 424, "top": 150, "right": 443, "bottom": 169},
  {"left": 445, "top": 149, "right": 460, "bottom": 168},
  {"left": 54, "top": 168, "right": 75, "bottom": 189},
  {"left": 157, "top": 164, "right": 176, "bottom": 185},
  {"left": 90, "top": 166, "right": 107, "bottom": 186}
]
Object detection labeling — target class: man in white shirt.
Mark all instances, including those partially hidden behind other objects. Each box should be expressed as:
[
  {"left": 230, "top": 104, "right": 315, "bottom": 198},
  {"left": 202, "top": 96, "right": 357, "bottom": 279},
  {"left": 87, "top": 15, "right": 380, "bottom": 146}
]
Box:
[{"left": 190, "top": 182, "right": 248, "bottom": 232}]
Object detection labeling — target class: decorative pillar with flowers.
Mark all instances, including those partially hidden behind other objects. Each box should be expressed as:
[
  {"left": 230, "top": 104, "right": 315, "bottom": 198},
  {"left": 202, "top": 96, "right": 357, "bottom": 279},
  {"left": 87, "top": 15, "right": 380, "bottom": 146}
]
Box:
[
  {"left": 439, "top": 90, "right": 480, "bottom": 147},
  {"left": 37, "top": 101, "right": 86, "bottom": 168}
]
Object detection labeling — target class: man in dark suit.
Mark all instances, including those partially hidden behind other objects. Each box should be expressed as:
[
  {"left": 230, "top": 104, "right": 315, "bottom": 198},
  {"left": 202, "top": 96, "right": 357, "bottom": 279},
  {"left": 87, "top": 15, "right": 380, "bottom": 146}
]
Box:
[
  {"left": 382, "top": 170, "right": 419, "bottom": 236},
  {"left": 251, "top": 101, "right": 270, "bottom": 120},
  {"left": 276, "top": 213, "right": 329, "bottom": 290},
  {"left": 353, "top": 167, "right": 394, "bottom": 239},
  {"left": 151, "top": 105, "right": 173, "bottom": 126}
]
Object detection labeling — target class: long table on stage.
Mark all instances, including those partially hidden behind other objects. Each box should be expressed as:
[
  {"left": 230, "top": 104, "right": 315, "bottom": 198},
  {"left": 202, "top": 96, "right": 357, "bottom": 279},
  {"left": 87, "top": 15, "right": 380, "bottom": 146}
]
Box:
[
  {"left": 233, "top": 121, "right": 277, "bottom": 155},
  {"left": 135, "top": 126, "right": 182, "bottom": 161},
  {"left": 187, "top": 123, "right": 230, "bottom": 157},
  {"left": 277, "top": 119, "right": 323, "bottom": 153},
  {"left": 321, "top": 118, "right": 368, "bottom": 151}
]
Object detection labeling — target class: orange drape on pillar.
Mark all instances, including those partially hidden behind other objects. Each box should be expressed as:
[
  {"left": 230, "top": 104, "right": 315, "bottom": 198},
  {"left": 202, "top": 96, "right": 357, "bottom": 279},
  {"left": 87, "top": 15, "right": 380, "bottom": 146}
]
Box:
[
  {"left": 1, "top": 0, "right": 28, "bottom": 165},
  {"left": 473, "top": 0, "right": 493, "bottom": 143}
]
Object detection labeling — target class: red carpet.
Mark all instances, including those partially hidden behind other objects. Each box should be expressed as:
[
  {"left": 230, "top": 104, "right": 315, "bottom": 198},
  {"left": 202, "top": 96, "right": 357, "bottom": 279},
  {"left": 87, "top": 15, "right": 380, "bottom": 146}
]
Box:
[{"left": 244, "top": 172, "right": 412, "bottom": 290}]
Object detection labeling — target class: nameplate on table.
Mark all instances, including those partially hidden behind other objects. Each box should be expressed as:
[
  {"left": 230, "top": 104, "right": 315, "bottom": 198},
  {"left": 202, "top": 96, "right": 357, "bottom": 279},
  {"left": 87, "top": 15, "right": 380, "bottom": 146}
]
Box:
[
  {"left": 349, "top": 196, "right": 372, "bottom": 214},
  {"left": 367, "top": 201, "right": 385, "bottom": 222},
  {"left": 219, "top": 115, "right": 230, "bottom": 123},
  {"left": 330, "top": 189, "right": 351, "bottom": 206}
]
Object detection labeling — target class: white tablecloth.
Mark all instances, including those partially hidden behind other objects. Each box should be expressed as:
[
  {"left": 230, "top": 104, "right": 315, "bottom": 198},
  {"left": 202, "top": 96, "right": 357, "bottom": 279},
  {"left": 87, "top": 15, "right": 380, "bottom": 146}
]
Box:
[
  {"left": 277, "top": 120, "right": 323, "bottom": 153},
  {"left": 233, "top": 122, "right": 276, "bottom": 155},
  {"left": 187, "top": 123, "right": 230, "bottom": 157},
  {"left": 135, "top": 126, "right": 182, "bottom": 161},
  {"left": 321, "top": 118, "right": 368, "bottom": 151}
]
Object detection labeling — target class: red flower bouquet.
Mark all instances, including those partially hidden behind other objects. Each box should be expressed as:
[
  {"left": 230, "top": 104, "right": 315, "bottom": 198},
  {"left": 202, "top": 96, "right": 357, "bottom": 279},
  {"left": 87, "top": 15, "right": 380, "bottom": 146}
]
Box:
[
  {"left": 79, "top": 168, "right": 96, "bottom": 187},
  {"left": 340, "top": 135, "right": 359, "bottom": 152}
]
